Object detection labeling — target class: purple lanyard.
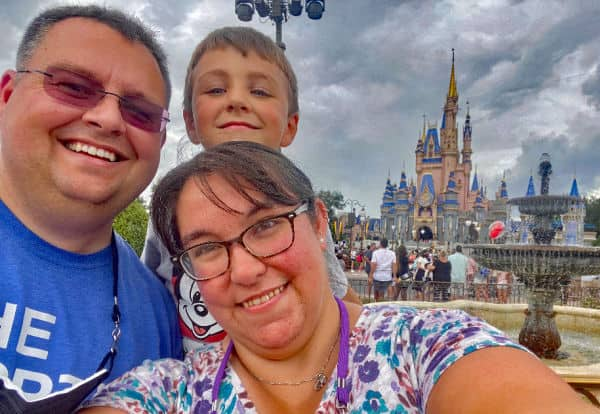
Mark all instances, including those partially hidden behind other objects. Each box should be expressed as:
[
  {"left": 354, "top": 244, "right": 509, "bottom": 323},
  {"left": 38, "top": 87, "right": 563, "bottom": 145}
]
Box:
[{"left": 210, "top": 296, "right": 350, "bottom": 413}]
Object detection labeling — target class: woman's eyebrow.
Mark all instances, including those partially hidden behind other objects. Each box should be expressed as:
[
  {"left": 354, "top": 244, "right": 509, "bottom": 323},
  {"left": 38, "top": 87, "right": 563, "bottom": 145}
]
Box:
[
  {"left": 180, "top": 229, "right": 213, "bottom": 247},
  {"left": 179, "top": 203, "right": 275, "bottom": 247}
]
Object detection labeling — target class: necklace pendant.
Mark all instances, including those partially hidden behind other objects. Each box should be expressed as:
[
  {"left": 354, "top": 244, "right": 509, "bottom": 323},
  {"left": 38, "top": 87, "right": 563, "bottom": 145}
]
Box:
[{"left": 314, "top": 372, "right": 327, "bottom": 391}]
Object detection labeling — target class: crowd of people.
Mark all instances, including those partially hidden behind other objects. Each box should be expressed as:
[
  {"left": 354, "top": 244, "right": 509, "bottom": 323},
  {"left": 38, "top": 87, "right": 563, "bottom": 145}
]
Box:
[{"left": 339, "top": 242, "right": 515, "bottom": 304}]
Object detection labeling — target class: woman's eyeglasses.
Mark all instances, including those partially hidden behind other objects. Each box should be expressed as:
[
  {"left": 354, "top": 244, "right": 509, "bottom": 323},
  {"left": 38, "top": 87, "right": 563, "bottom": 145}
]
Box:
[
  {"left": 172, "top": 203, "right": 310, "bottom": 281},
  {"left": 16, "top": 66, "right": 170, "bottom": 133}
]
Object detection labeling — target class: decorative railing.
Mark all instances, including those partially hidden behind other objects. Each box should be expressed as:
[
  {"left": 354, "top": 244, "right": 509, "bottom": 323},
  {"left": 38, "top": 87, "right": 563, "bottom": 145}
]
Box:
[{"left": 348, "top": 278, "right": 600, "bottom": 307}]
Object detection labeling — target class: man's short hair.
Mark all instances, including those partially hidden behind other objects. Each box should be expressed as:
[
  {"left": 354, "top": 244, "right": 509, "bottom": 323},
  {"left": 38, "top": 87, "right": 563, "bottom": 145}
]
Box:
[
  {"left": 17, "top": 5, "right": 171, "bottom": 104},
  {"left": 183, "top": 26, "right": 299, "bottom": 116},
  {"left": 380, "top": 238, "right": 388, "bottom": 248},
  {"left": 455, "top": 245, "right": 462, "bottom": 253}
]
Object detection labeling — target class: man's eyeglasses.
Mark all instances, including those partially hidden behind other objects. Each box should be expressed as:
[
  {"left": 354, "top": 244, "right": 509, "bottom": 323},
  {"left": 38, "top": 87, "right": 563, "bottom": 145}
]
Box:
[
  {"left": 16, "top": 66, "right": 170, "bottom": 133},
  {"left": 172, "top": 203, "right": 310, "bottom": 281}
]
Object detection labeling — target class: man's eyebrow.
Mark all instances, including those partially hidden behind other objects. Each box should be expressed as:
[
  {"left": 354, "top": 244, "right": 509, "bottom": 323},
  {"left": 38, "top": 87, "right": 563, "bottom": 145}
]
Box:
[
  {"left": 51, "top": 62, "right": 98, "bottom": 80},
  {"left": 50, "top": 61, "right": 155, "bottom": 100}
]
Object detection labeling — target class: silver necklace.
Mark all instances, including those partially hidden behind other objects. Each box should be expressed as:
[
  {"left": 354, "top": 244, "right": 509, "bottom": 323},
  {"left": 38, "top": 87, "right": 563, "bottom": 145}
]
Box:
[{"left": 239, "top": 324, "right": 340, "bottom": 391}]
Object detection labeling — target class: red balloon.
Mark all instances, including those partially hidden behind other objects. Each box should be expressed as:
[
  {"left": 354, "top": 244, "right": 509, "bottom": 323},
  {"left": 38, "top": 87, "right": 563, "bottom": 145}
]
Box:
[{"left": 488, "top": 221, "right": 505, "bottom": 240}]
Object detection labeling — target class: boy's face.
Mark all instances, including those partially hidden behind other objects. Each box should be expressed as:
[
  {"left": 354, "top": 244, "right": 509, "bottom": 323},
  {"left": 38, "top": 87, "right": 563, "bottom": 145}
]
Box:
[{"left": 184, "top": 46, "right": 298, "bottom": 150}]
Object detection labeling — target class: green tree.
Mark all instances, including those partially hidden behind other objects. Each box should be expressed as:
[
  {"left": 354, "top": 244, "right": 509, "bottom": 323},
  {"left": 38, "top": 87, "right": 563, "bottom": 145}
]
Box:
[
  {"left": 113, "top": 197, "right": 149, "bottom": 256},
  {"left": 316, "top": 190, "right": 345, "bottom": 220},
  {"left": 585, "top": 197, "right": 600, "bottom": 246}
]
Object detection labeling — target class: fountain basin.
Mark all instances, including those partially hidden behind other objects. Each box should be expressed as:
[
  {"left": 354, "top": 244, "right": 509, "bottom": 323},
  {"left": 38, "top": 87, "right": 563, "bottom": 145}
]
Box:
[
  {"left": 509, "top": 195, "right": 577, "bottom": 216},
  {"left": 467, "top": 244, "right": 600, "bottom": 286}
]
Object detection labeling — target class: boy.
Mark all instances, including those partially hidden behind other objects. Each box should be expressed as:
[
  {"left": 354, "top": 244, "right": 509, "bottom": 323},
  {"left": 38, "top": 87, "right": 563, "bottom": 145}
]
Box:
[{"left": 142, "top": 27, "right": 360, "bottom": 350}]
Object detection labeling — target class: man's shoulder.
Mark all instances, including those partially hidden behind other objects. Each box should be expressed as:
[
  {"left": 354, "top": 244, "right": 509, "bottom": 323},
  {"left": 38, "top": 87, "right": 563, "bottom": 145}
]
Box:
[{"left": 116, "top": 235, "right": 170, "bottom": 291}]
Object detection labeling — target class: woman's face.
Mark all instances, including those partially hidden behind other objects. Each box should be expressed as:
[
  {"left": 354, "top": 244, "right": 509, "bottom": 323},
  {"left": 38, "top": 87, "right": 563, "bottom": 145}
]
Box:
[{"left": 175, "top": 175, "right": 330, "bottom": 354}]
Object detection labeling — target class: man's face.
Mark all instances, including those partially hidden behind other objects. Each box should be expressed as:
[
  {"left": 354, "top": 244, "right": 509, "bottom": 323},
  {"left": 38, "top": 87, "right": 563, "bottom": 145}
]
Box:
[
  {"left": 0, "top": 18, "right": 166, "bottom": 223},
  {"left": 184, "top": 46, "right": 298, "bottom": 150}
]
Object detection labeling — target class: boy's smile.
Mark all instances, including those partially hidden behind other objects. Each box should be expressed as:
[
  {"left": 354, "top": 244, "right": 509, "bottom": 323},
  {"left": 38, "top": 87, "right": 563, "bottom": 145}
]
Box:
[
  {"left": 184, "top": 46, "right": 298, "bottom": 150},
  {"left": 219, "top": 120, "right": 259, "bottom": 130}
]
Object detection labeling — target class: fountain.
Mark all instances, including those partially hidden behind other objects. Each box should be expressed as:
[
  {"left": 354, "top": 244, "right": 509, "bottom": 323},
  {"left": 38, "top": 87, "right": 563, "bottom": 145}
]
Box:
[{"left": 468, "top": 153, "right": 600, "bottom": 359}]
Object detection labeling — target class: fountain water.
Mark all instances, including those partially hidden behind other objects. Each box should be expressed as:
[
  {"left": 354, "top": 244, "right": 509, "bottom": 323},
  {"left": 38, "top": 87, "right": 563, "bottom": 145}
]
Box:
[{"left": 469, "top": 153, "right": 600, "bottom": 359}]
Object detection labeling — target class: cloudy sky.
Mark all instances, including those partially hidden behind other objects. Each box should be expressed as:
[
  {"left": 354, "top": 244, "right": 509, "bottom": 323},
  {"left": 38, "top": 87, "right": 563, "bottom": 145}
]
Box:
[{"left": 2, "top": 0, "right": 599, "bottom": 217}]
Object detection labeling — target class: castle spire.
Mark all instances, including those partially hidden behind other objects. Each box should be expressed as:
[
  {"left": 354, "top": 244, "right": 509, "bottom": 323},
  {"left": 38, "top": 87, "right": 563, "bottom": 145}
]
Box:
[
  {"left": 500, "top": 172, "right": 508, "bottom": 199},
  {"left": 447, "top": 48, "right": 458, "bottom": 98},
  {"left": 569, "top": 176, "right": 580, "bottom": 198},
  {"left": 526, "top": 174, "right": 536, "bottom": 197},
  {"left": 471, "top": 167, "right": 479, "bottom": 192}
]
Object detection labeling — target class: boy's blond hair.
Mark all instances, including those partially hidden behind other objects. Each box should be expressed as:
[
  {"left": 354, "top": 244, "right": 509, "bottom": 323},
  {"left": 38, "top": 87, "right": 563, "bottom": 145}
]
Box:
[{"left": 184, "top": 26, "right": 299, "bottom": 116}]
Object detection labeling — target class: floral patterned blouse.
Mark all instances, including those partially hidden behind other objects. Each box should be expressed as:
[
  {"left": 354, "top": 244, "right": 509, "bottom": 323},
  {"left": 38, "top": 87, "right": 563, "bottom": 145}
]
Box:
[{"left": 82, "top": 304, "right": 526, "bottom": 413}]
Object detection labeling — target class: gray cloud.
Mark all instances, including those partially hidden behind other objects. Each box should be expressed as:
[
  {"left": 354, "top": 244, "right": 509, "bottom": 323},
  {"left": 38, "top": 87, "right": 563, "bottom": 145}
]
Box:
[
  {"left": 2, "top": 0, "right": 599, "bottom": 216},
  {"left": 582, "top": 65, "right": 600, "bottom": 110}
]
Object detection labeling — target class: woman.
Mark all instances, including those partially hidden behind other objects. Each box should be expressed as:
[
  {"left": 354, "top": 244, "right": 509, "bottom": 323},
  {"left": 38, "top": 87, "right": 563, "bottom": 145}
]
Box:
[
  {"left": 394, "top": 245, "right": 410, "bottom": 300},
  {"left": 427, "top": 250, "right": 452, "bottom": 302},
  {"left": 80, "top": 142, "right": 596, "bottom": 413},
  {"left": 413, "top": 250, "right": 429, "bottom": 300}
]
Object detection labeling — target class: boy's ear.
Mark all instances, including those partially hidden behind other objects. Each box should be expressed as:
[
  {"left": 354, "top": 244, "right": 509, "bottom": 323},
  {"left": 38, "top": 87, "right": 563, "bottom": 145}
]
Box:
[
  {"left": 183, "top": 109, "right": 201, "bottom": 145},
  {"left": 280, "top": 112, "right": 299, "bottom": 148}
]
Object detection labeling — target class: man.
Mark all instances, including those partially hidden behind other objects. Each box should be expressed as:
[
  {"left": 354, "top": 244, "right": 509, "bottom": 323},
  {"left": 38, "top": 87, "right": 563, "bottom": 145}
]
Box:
[
  {"left": 448, "top": 245, "right": 469, "bottom": 299},
  {"left": 369, "top": 239, "right": 397, "bottom": 302},
  {"left": 0, "top": 5, "right": 181, "bottom": 411}
]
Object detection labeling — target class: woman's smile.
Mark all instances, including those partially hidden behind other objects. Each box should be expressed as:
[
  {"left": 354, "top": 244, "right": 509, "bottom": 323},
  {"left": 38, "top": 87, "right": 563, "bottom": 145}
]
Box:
[{"left": 240, "top": 282, "right": 288, "bottom": 309}]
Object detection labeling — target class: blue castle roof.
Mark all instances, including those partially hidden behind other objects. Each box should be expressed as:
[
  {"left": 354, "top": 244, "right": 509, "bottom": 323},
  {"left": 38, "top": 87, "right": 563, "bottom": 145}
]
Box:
[
  {"left": 526, "top": 175, "right": 535, "bottom": 196},
  {"left": 471, "top": 172, "right": 479, "bottom": 192},
  {"left": 569, "top": 178, "right": 580, "bottom": 198},
  {"left": 423, "top": 128, "right": 441, "bottom": 156},
  {"left": 398, "top": 171, "right": 408, "bottom": 190},
  {"left": 500, "top": 177, "right": 508, "bottom": 198}
]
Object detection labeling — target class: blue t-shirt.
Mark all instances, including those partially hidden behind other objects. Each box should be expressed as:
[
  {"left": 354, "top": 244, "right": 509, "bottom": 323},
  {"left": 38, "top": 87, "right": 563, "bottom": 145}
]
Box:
[{"left": 0, "top": 200, "right": 182, "bottom": 400}]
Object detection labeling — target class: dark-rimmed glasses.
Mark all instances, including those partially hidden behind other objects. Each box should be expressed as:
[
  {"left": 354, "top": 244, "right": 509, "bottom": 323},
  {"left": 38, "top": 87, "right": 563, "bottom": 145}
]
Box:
[
  {"left": 172, "top": 203, "right": 310, "bottom": 281},
  {"left": 16, "top": 66, "right": 170, "bottom": 133}
]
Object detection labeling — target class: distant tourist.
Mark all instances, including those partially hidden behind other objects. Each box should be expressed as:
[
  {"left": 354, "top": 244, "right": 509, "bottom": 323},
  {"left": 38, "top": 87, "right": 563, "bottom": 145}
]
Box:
[
  {"left": 369, "top": 239, "right": 397, "bottom": 301},
  {"left": 428, "top": 250, "right": 452, "bottom": 302},
  {"left": 448, "top": 245, "right": 469, "bottom": 298}
]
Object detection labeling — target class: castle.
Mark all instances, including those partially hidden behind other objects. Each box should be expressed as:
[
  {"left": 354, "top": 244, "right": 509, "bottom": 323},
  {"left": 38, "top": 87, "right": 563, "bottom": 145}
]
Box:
[{"left": 378, "top": 52, "right": 587, "bottom": 245}]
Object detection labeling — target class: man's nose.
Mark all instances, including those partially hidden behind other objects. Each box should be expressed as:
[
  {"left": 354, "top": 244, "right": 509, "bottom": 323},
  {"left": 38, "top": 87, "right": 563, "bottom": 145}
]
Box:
[{"left": 81, "top": 93, "right": 127, "bottom": 136}]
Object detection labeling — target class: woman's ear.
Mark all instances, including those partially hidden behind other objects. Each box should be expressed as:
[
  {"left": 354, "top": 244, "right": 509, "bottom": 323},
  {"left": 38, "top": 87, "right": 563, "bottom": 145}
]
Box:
[{"left": 313, "top": 198, "right": 329, "bottom": 249}]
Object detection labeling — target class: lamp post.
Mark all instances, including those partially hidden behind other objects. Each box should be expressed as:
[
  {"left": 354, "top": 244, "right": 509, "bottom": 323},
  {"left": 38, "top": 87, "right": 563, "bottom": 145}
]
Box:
[
  {"left": 358, "top": 207, "right": 367, "bottom": 249},
  {"left": 235, "top": 0, "right": 325, "bottom": 50},
  {"left": 343, "top": 199, "right": 365, "bottom": 250}
]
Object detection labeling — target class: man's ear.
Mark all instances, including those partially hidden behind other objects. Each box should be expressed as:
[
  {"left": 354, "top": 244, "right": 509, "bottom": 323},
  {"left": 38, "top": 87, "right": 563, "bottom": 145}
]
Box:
[
  {"left": 183, "top": 109, "right": 201, "bottom": 145},
  {"left": 280, "top": 112, "right": 299, "bottom": 148},
  {"left": 0, "top": 70, "right": 16, "bottom": 108}
]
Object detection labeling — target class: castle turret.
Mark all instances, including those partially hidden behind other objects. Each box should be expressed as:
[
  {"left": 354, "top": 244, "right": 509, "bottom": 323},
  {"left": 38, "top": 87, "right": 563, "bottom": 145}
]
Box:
[
  {"left": 461, "top": 101, "right": 473, "bottom": 165},
  {"left": 563, "top": 176, "right": 585, "bottom": 245},
  {"left": 416, "top": 116, "right": 426, "bottom": 169},
  {"left": 440, "top": 49, "right": 459, "bottom": 180},
  {"left": 499, "top": 173, "right": 509, "bottom": 199}
]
